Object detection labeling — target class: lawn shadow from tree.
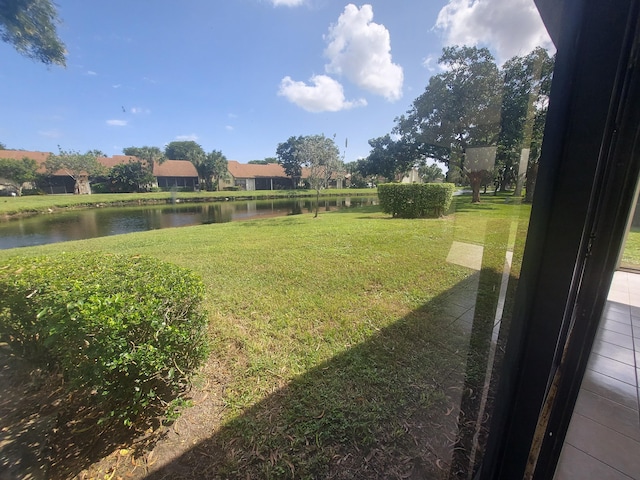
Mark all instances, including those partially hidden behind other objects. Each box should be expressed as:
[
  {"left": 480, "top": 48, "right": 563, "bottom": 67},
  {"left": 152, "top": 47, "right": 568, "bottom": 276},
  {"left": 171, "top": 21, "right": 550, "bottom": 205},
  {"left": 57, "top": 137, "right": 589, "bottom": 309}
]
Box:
[{"left": 141, "top": 258, "right": 519, "bottom": 480}]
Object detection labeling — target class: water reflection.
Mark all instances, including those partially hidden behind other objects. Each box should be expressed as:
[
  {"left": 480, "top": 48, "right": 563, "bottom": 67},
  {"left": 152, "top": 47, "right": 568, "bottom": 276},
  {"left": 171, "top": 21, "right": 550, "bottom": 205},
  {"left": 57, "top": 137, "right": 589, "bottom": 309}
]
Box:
[{"left": 0, "top": 197, "right": 377, "bottom": 250}]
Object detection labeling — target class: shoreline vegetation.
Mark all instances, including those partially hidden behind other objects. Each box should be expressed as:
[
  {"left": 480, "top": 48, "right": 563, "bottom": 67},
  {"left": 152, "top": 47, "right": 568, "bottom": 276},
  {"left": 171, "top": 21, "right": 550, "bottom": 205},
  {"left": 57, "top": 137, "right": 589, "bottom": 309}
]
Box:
[{"left": 0, "top": 188, "right": 377, "bottom": 220}]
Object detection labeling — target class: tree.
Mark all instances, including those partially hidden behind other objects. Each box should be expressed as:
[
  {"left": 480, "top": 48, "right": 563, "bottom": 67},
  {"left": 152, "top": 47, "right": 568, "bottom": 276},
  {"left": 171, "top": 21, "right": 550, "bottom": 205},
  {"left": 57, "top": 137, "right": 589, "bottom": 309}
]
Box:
[
  {"left": 109, "top": 161, "right": 155, "bottom": 193},
  {"left": 164, "top": 141, "right": 205, "bottom": 163},
  {"left": 276, "top": 136, "right": 304, "bottom": 188},
  {"left": 345, "top": 159, "right": 373, "bottom": 188},
  {"left": 522, "top": 49, "right": 554, "bottom": 202},
  {"left": 0, "top": 157, "right": 38, "bottom": 195},
  {"left": 419, "top": 163, "right": 444, "bottom": 183},
  {"left": 0, "top": 142, "right": 6, "bottom": 150},
  {"left": 122, "top": 146, "right": 165, "bottom": 171},
  {"left": 395, "top": 46, "right": 502, "bottom": 202},
  {"left": 248, "top": 157, "right": 279, "bottom": 165},
  {"left": 495, "top": 47, "right": 554, "bottom": 197},
  {"left": 295, "top": 135, "right": 342, "bottom": 218},
  {"left": 0, "top": 0, "right": 66, "bottom": 66},
  {"left": 362, "top": 134, "right": 421, "bottom": 182},
  {"left": 196, "top": 150, "right": 229, "bottom": 191},
  {"left": 45, "top": 148, "right": 105, "bottom": 194}
]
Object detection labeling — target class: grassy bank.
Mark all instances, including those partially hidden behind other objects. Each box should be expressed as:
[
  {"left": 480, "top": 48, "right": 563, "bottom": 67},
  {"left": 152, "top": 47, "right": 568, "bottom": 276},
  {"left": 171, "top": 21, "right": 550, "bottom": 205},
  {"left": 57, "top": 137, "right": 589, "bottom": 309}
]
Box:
[
  {"left": 0, "top": 188, "right": 376, "bottom": 218},
  {"left": 0, "top": 194, "right": 531, "bottom": 478}
]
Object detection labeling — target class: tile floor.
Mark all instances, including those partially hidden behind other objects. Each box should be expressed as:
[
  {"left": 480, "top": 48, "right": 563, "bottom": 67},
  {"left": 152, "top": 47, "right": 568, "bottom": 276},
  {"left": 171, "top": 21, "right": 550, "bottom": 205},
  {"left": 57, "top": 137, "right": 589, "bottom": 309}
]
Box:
[{"left": 554, "top": 270, "right": 640, "bottom": 479}]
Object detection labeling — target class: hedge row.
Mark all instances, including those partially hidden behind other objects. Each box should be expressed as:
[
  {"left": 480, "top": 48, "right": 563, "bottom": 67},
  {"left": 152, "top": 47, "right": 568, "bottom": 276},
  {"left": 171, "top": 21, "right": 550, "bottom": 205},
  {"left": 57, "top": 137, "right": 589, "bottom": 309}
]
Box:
[
  {"left": 0, "top": 252, "right": 209, "bottom": 424},
  {"left": 377, "top": 183, "right": 456, "bottom": 218}
]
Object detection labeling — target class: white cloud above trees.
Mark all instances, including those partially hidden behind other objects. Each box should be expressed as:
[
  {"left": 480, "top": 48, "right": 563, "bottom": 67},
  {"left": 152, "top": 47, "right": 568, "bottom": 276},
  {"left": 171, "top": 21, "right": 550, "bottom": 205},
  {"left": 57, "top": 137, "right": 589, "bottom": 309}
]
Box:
[
  {"left": 324, "top": 4, "right": 403, "bottom": 101},
  {"left": 278, "top": 75, "right": 367, "bottom": 113},
  {"left": 435, "top": 0, "right": 554, "bottom": 64},
  {"left": 278, "top": 4, "right": 401, "bottom": 112},
  {"left": 271, "top": 0, "right": 304, "bottom": 6},
  {"left": 175, "top": 133, "right": 199, "bottom": 141}
]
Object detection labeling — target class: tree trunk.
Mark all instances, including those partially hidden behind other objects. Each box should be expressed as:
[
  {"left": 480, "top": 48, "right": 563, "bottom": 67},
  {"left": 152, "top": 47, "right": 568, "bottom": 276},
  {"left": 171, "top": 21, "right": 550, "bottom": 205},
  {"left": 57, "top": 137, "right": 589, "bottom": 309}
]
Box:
[
  {"left": 524, "top": 161, "right": 539, "bottom": 203},
  {"left": 468, "top": 171, "right": 484, "bottom": 203},
  {"left": 314, "top": 189, "right": 320, "bottom": 218}
]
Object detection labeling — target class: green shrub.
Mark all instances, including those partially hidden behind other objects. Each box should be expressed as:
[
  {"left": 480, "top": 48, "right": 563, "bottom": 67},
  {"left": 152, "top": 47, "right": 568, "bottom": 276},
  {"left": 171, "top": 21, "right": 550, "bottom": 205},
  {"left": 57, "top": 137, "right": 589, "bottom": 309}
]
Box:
[
  {"left": 0, "top": 252, "right": 209, "bottom": 425},
  {"left": 91, "top": 182, "right": 109, "bottom": 194},
  {"left": 377, "top": 183, "right": 456, "bottom": 218}
]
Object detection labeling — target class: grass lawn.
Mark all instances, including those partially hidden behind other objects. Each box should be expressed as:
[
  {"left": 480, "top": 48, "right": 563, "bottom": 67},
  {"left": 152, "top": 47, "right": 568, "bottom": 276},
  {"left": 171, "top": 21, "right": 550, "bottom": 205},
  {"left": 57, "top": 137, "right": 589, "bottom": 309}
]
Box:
[
  {"left": 0, "top": 193, "right": 531, "bottom": 479},
  {"left": 621, "top": 228, "right": 640, "bottom": 269},
  {"left": 0, "top": 188, "right": 375, "bottom": 217}
]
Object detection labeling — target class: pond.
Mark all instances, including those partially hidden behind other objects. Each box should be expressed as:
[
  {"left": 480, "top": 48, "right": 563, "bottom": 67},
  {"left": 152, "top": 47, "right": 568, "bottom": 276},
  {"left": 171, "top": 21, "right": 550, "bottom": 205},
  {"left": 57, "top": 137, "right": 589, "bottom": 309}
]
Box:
[{"left": 0, "top": 196, "right": 378, "bottom": 250}]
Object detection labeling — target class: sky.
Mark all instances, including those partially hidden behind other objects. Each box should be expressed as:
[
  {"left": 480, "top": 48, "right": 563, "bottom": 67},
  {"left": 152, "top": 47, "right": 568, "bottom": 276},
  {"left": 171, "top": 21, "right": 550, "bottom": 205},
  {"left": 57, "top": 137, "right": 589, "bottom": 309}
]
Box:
[{"left": 0, "top": 0, "right": 553, "bottom": 164}]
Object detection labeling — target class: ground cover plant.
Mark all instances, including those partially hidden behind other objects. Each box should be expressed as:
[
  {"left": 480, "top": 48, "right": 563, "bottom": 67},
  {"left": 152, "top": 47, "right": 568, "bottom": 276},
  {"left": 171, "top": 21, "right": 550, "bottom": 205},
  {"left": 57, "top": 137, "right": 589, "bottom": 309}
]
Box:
[{"left": 0, "top": 193, "right": 531, "bottom": 479}]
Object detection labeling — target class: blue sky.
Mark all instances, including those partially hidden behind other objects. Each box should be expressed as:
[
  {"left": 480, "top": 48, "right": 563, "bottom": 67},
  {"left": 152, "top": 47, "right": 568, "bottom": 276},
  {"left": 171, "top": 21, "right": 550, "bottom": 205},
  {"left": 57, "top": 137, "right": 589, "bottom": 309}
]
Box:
[{"left": 0, "top": 0, "right": 552, "bottom": 164}]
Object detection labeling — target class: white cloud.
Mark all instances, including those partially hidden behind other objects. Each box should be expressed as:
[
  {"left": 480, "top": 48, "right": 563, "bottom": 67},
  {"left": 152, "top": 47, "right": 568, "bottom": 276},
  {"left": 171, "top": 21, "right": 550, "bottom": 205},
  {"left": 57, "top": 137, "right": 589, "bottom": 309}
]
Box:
[
  {"left": 271, "top": 0, "right": 304, "bottom": 6},
  {"left": 324, "top": 4, "right": 403, "bottom": 101},
  {"left": 422, "top": 54, "right": 437, "bottom": 72},
  {"left": 112, "top": 84, "right": 122, "bottom": 89},
  {"left": 435, "top": 0, "right": 554, "bottom": 64},
  {"left": 131, "top": 107, "right": 150, "bottom": 114},
  {"left": 106, "top": 119, "right": 128, "bottom": 126},
  {"left": 38, "top": 129, "right": 62, "bottom": 138},
  {"left": 225, "top": 125, "right": 234, "bottom": 131},
  {"left": 175, "top": 133, "right": 199, "bottom": 141},
  {"left": 86, "top": 70, "right": 97, "bottom": 76},
  {"left": 278, "top": 75, "right": 367, "bottom": 112}
]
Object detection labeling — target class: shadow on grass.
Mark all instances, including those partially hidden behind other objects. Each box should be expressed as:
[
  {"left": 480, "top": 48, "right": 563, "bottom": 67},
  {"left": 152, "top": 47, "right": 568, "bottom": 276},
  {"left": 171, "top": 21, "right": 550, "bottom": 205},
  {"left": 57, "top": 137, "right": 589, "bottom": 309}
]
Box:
[
  {"left": 0, "top": 264, "right": 517, "bottom": 478},
  {"left": 0, "top": 211, "right": 525, "bottom": 479},
  {"left": 140, "top": 263, "right": 517, "bottom": 480},
  {"left": 0, "top": 342, "right": 166, "bottom": 480}
]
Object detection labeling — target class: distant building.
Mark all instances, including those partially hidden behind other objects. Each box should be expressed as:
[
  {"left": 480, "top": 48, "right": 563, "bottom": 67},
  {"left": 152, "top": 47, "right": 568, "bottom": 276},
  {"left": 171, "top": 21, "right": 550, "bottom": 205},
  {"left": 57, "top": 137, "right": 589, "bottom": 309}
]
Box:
[
  {"left": 0, "top": 150, "right": 199, "bottom": 193},
  {"left": 223, "top": 161, "right": 293, "bottom": 191}
]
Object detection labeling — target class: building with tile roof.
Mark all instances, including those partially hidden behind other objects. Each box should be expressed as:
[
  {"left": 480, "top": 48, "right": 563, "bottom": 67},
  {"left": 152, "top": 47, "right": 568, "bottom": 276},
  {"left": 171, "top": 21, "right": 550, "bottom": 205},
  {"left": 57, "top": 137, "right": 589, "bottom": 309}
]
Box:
[
  {"left": 0, "top": 150, "right": 199, "bottom": 194},
  {"left": 223, "top": 161, "right": 294, "bottom": 191}
]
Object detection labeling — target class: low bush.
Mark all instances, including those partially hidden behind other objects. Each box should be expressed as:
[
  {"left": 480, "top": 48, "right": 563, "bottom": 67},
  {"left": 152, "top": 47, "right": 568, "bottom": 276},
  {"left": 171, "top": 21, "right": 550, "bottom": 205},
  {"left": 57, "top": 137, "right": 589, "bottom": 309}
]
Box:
[
  {"left": 0, "top": 252, "right": 209, "bottom": 425},
  {"left": 377, "top": 183, "right": 456, "bottom": 218}
]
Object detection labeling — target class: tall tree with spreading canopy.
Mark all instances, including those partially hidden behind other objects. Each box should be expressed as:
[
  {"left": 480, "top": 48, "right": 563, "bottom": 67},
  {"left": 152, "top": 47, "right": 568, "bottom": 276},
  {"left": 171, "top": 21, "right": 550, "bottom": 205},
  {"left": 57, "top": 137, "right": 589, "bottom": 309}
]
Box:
[
  {"left": 0, "top": 157, "right": 38, "bottom": 196},
  {"left": 361, "top": 134, "right": 423, "bottom": 182},
  {"left": 495, "top": 47, "right": 554, "bottom": 197},
  {"left": 276, "top": 136, "right": 304, "bottom": 188},
  {"left": 45, "top": 148, "right": 105, "bottom": 194},
  {"left": 395, "top": 46, "right": 502, "bottom": 202},
  {"left": 164, "top": 141, "right": 205, "bottom": 164},
  {"left": 295, "top": 135, "right": 343, "bottom": 218},
  {"left": 122, "top": 146, "right": 165, "bottom": 171},
  {"left": 0, "top": 0, "right": 66, "bottom": 66}
]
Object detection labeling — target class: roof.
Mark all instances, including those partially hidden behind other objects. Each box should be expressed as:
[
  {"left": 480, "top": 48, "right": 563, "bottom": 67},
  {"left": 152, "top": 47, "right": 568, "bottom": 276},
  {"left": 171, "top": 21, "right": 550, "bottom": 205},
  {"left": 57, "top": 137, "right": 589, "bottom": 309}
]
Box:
[
  {"left": 98, "top": 155, "right": 139, "bottom": 169},
  {"left": 227, "top": 160, "right": 288, "bottom": 179},
  {"left": 0, "top": 150, "right": 198, "bottom": 178},
  {"left": 0, "top": 150, "right": 51, "bottom": 173},
  {"left": 153, "top": 159, "right": 198, "bottom": 178}
]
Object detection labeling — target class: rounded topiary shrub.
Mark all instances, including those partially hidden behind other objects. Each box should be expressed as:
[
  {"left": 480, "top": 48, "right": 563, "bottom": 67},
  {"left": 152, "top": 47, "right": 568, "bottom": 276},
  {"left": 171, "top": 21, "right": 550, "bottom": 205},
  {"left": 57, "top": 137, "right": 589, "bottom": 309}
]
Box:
[{"left": 0, "top": 252, "right": 208, "bottom": 424}]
